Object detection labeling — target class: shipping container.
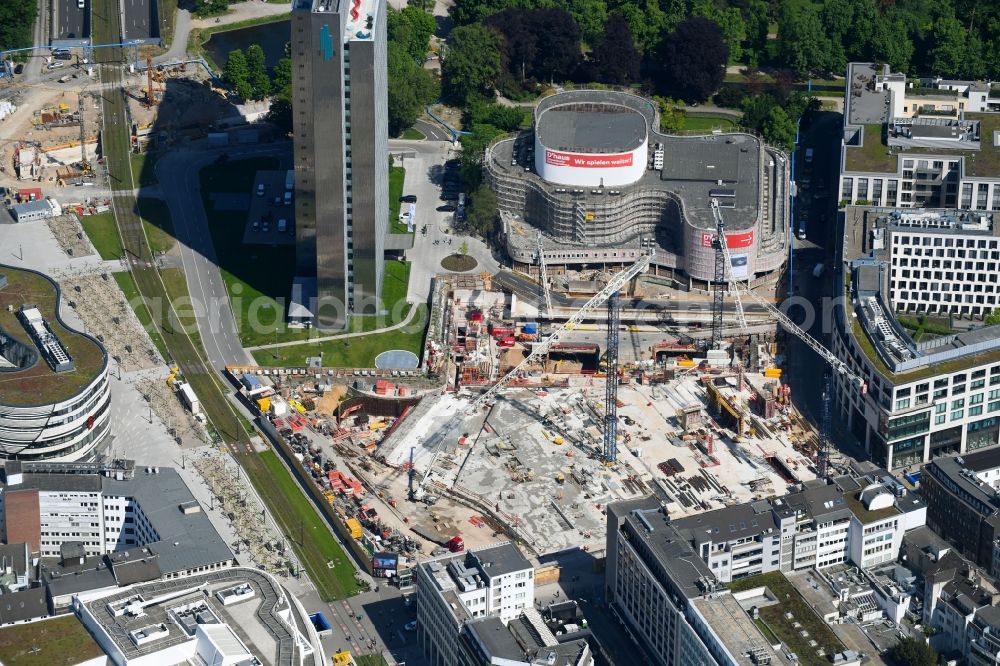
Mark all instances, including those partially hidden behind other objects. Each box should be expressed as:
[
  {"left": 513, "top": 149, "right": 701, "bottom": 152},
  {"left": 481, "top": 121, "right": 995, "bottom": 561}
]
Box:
[
  {"left": 346, "top": 518, "right": 363, "bottom": 539},
  {"left": 523, "top": 323, "right": 538, "bottom": 334},
  {"left": 490, "top": 325, "right": 515, "bottom": 338},
  {"left": 499, "top": 336, "right": 516, "bottom": 347}
]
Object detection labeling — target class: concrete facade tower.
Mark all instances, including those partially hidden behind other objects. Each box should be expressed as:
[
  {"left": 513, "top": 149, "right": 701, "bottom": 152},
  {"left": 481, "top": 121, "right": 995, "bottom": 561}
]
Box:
[{"left": 291, "top": 0, "right": 387, "bottom": 328}]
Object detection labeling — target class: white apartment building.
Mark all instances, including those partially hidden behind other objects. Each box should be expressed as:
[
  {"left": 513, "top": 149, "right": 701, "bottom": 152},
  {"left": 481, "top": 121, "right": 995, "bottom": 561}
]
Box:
[
  {"left": 671, "top": 469, "right": 926, "bottom": 584},
  {"left": 839, "top": 63, "right": 1000, "bottom": 211},
  {"left": 415, "top": 542, "right": 540, "bottom": 666}
]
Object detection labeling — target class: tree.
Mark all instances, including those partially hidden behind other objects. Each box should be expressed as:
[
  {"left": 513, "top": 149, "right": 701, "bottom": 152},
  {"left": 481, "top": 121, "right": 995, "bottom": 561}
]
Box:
[
  {"left": 889, "top": 636, "right": 936, "bottom": 666},
  {"left": 776, "top": 3, "right": 834, "bottom": 76},
  {"left": 223, "top": 49, "right": 252, "bottom": 99},
  {"left": 466, "top": 185, "right": 499, "bottom": 235},
  {"left": 487, "top": 8, "right": 581, "bottom": 85},
  {"left": 442, "top": 24, "right": 504, "bottom": 105},
  {"left": 743, "top": 0, "right": 770, "bottom": 66},
  {"left": 246, "top": 44, "right": 271, "bottom": 100},
  {"left": 387, "top": 42, "right": 440, "bottom": 136},
  {"left": 654, "top": 96, "right": 686, "bottom": 132},
  {"left": 760, "top": 106, "right": 796, "bottom": 151},
  {"left": 591, "top": 13, "right": 640, "bottom": 85},
  {"left": 986, "top": 309, "right": 1000, "bottom": 326},
  {"left": 869, "top": 15, "right": 914, "bottom": 72},
  {"left": 692, "top": 0, "right": 745, "bottom": 63},
  {"left": 459, "top": 240, "right": 470, "bottom": 256},
  {"left": 267, "top": 57, "right": 294, "bottom": 132},
  {"left": 929, "top": 17, "right": 968, "bottom": 78},
  {"left": 388, "top": 6, "right": 437, "bottom": 61},
  {"left": 658, "top": 17, "right": 728, "bottom": 102},
  {"left": 0, "top": 0, "right": 36, "bottom": 53}
]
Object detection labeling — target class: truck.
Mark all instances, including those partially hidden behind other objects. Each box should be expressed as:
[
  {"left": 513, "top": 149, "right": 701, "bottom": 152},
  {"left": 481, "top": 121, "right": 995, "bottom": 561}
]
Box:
[
  {"left": 812, "top": 263, "right": 825, "bottom": 278},
  {"left": 285, "top": 169, "right": 294, "bottom": 191},
  {"left": 345, "top": 517, "right": 363, "bottom": 540}
]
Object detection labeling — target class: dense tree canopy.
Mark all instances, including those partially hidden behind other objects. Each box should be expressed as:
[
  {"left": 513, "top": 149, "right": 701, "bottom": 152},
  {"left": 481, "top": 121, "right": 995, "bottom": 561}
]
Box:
[
  {"left": 445, "top": 0, "right": 1000, "bottom": 80},
  {"left": 486, "top": 8, "right": 582, "bottom": 86},
  {"left": 890, "top": 636, "right": 937, "bottom": 666},
  {"left": 441, "top": 24, "right": 504, "bottom": 105},
  {"left": 658, "top": 17, "right": 728, "bottom": 102},
  {"left": 387, "top": 42, "right": 440, "bottom": 136},
  {"left": 223, "top": 50, "right": 253, "bottom": 101},
  {"left": 590, "top": 14, "right": 641, "bottom": 85},
  {"left": 0, "top": 0, "right": 37, "bottom": 54},
  {"left": 387, "top": 6, "right": 437, "bottom": 62}
]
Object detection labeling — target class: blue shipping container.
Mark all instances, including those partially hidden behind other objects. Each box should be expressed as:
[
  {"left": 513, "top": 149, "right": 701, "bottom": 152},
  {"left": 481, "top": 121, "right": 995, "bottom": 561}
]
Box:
[{"left": 523, "top": 323, "right": 538, "bottom": 334}]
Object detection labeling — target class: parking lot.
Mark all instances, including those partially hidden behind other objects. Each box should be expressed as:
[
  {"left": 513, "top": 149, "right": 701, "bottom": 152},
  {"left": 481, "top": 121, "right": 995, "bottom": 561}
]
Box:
[{"left": 244, "top": 170, "right": 295, "bottom": 245}]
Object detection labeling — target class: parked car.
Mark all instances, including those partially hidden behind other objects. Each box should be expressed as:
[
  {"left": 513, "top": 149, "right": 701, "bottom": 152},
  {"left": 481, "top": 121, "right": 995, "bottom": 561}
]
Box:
[
  {"left": 405, "top": 620, "right": 418, "bottom": 631},
  {"left": 256, "top": 183, "right": 265, "bottom": 196},
  {"left": 400, "top": 194, "right": 417, "bottom": 203},
  {"left": 437, "top": 204, "right": 457, "bottom": 212},
  {"left": 46, "top": 61, "right": 66, "bottom": 70}
]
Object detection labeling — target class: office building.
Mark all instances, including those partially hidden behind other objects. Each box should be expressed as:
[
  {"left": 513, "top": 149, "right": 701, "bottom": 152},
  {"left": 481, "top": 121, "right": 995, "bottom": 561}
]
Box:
[
  {"left": 291, "top": 0, "right": 388, "bottom": 328},
  {"left": 0, "top": 266, "right": 111, "bottom": 461},
  {"left": 833, "top": 206, "right": 1000, "bottom": 469},
  {"left": 416, "top": 542, "right": 593, "bottom": 666},
  {"left": 0, "top": 460, "right": 235, "bottom": 577},
  {"left": 920, "top": 449, "right": 1000, "bottom": 570},
  {"left": 605, "top": 497, "right": 793, "bottom": 666}
]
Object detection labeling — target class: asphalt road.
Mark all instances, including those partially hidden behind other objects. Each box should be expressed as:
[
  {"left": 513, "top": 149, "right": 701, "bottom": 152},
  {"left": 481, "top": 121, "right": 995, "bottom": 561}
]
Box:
[
  {"left": 413, "top": 118, "right": 452, "bottom": 142},
  {"left": 55, "top": 0, "right": 89, "bottom": 40},
  {"left": 122, "top": 0, "right": 153, "bottom": 40},
  {"left": 156, "top": 146, "right": 289, "bottom": 372}
]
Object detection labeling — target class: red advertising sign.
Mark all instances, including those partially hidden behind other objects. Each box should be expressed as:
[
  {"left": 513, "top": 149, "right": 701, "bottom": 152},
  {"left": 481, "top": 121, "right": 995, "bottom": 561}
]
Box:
[
  {"left": 700, "top": 230, "right": 755, "bottom": 249},
  {"left": 544, "top": 149, "right": 634, "bottom": 169}
]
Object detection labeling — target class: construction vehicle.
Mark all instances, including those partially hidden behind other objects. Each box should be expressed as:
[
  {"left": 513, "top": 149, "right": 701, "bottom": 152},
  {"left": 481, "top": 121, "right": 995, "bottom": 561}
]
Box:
[{"left": 165, "top": 366, "right": 179, "bottom": 385}]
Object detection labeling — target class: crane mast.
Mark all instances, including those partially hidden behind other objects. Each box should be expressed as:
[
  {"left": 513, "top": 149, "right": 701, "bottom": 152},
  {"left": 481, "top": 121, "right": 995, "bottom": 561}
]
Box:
[
  {"left": 536, "top": 233, "right": 553, "bottom": 318},
  {"left": 467, "top": 253, "right": 652, "bottom": 413}
]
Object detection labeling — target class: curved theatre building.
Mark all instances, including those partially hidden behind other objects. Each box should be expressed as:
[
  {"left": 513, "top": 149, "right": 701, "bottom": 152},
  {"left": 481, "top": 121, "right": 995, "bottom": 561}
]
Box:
[
  {"left": 486, "top": 90, "right": 791, "bottom": 284},
  {"left": 0, "top": 266, "right": 111, "bottom": 460}
]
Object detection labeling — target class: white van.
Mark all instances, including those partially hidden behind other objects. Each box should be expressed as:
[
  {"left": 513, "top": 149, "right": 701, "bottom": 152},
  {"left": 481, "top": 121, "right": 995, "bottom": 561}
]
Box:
[
  {"left": 805, "top": 147, "right": 814, "bottom": 163},
  {"left": 283, "top": 191, "right": 292, "bottom": 205},
  {"left": 277, "top": 219, "right": 287, "bottom": 233}
]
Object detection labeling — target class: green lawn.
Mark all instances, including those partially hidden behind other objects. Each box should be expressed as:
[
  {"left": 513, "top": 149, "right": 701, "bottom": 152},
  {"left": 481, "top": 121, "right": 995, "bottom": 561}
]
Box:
[
  {"left": 400, "top": 127, "right": 425, "bottom": 140},
  {"left": 728, "top": 572, "right": 844, "bottom": 666},
  {"left": 81, "top": 212, "right": 124, "bottom": 259},
  {"left": 81, "top": 203, "right": 174, "bottom": 259},
  {"left": 131, "top": 151, "right": 161, "bottom": 187},
  {"left": 161, "top": 267, "right": 201, "bottom": 345},
  {"left": 255, "top": 450, "right": 363, "bottom": 600},
  {"left": 199, "top": 159, "right": 417, "bottom": 347},
  {"left": 253, "top": 304, "right": 427, "bottom": 367},
  {"left": 389, "top": 165, "right": 411, "bottom": 234},
  {"left": 114, "top": 271, "right": 170, "bottom": 362},
  {"left": 684, "top": 114, "right": 736, "bottom": 131},
  {"left": 355, "top": 655, "right": 389, "bottom": 666},
  {"left": 0, "top": 615, "right": 103, "bottom": 666},
  {"left": 137, "top": 197, "right": 175, "bottom": 255}
]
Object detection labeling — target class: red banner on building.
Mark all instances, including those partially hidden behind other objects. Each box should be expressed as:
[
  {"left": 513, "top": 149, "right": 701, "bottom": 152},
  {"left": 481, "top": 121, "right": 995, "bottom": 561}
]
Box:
[{"left": 544, "top": 149, "right": 633, "bottom": 169}]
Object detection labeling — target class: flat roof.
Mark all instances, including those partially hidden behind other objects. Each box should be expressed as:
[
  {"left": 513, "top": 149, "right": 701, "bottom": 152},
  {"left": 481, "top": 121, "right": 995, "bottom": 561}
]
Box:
[
  {"left": 691, "top": 593, "right": 792, "bottom": 665},
  {"left": 536, "top": 104, "right": 647, "bottom": 154},
  {"left": 0, "top": 265, "right": 106, "bottom": 407},
  {"left": 963, "top": 447, "right": 1000, "bottom": 472},
  {"left": 103, "top": 468, "right": 234, "bottom": 574},
  {"left": 82, "top": 568, "right": 299, "bottom": 665},
  {"left": 844, "top": 114, "right": 1000, "bottom": 177},
  {"left": 470, "top": 542, "right": 532, "bottom": 578},
  {"left": 623, "top": 506, "right": 715, "bottom": 600}
]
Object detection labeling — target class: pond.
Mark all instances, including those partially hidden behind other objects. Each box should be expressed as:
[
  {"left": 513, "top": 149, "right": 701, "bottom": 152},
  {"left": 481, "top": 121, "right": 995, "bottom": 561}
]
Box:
[{"left": 203, "top": 19, "right": 291, "bottom": 73}]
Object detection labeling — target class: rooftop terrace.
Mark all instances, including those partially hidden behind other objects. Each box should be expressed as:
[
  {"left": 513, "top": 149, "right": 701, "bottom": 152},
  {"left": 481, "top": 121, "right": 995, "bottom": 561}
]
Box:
[
  {"left": 844, "top": 114, "right": 1000, "bottom": 177},
  {"left": 0, "top": 266, "right": 106, "bottom": 407}
]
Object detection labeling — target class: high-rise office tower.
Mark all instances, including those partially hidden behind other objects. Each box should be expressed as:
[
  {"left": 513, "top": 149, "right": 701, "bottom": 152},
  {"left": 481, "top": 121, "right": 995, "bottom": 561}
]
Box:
[{"left": 292, "top": 0, "right": 387, "bottom": 328}]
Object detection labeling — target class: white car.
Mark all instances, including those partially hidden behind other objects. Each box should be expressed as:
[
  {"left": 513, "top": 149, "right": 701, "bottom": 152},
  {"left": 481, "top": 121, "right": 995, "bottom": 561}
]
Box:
[
  {"left": 47, "top": 61, "right": 66, "bottom": 70},
  {"left": 404, "top": 620, "right": 417, "bottom": 631}
]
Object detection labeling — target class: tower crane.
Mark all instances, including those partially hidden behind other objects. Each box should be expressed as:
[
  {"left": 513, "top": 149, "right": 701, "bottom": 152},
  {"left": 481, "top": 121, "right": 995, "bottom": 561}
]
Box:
[
  {"left": 536, "top": 232, "right": 553, "bottom": 318},
  {"left": 710, "top": 198, "right": 866, "bottom": 476},
  {"left": 467, "top": 252, "right": 652, "bottom": 415}
]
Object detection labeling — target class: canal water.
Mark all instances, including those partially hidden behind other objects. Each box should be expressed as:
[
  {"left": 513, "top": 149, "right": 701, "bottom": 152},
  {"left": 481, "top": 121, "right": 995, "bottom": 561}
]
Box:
[{"left": 203, "top": 19, "right": 291, "bottom": 73}]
